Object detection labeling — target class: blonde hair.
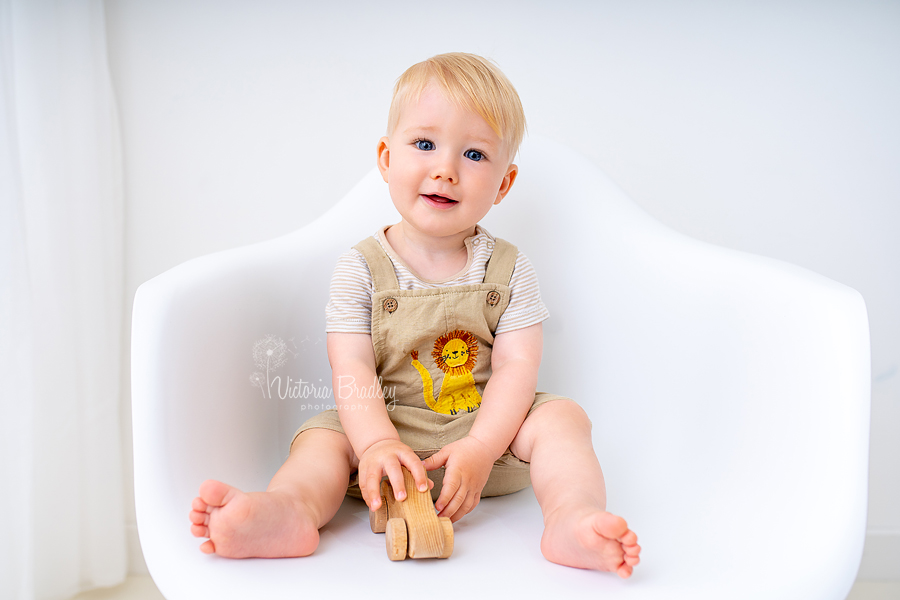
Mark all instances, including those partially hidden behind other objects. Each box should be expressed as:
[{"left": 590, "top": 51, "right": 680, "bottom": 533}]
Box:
[{"left": 387, "top": 53, "right": 526, "bottom": 162}]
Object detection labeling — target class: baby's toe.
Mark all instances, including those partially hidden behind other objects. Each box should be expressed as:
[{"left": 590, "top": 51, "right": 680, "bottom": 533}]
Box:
[
  {"left": 199, "top": 479, "right": 234, "bottom": 507},
  {"left": 189, "top": 510, "right": 208, "bottom": 526},
  {"left": 192, "top": 496, "right": 208, "bottom": 512},
  {"left": 619, "top": 529, "right": 638, "bottom": 546},
  {"left": 191, "top": 523, "right": 209, "bottom": 538},
  {"left": 199, "top": 540, "right": 216, "bottom": 554},
  {"left": 592, "top": 512, "right": 628, "bottom": 540}
]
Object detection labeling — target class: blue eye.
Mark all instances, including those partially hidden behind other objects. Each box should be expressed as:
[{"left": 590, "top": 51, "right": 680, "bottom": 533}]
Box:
[
  {"left": 465, "top": 149, "right": 484, "bottom": 162},
  {"left": 415, "top": 139, "right": 434, "bottom": 151}
]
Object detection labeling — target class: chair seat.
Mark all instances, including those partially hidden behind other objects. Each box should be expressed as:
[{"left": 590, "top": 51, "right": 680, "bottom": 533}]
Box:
[{"left": 132, "top": 136, "right": 870, "bottom": 599}]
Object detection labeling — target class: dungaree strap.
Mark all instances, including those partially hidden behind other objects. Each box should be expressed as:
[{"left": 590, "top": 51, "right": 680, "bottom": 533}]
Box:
[
  {"left": 482, "top": 238, "right": 518, "bottom": 286},
  {"left": 353, "top": 237, "right": 400, "bottom": 292}
]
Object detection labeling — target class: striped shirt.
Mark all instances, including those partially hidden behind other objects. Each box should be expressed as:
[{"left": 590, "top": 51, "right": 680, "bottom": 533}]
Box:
[{"left": 325, "top": 225, "right": 549, "bottom": 335}]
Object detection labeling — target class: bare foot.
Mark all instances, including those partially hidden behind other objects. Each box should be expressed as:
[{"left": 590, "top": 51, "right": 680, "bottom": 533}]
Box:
[
  {"left": 540, "top": 507, "right": 641, "bottom": 577},
  {"left": 189, "top": 479, "right": 320, "bottom": 558}
]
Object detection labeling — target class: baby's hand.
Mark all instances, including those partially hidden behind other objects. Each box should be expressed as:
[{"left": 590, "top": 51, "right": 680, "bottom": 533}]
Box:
[
  {"left": 423, "top": 436, "right": 495, "bottom": 523},
  {"left": 358, "top": 439, "right": 431, "bottom": 512}
]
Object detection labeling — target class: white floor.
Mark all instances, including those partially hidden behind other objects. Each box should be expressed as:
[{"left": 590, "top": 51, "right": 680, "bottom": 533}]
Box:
[
  {"left": 72, "top": 577, "right": 161, "bottom": 600},
  {"left": 71, "top": 575, "right": 900, "bottom": 600}
]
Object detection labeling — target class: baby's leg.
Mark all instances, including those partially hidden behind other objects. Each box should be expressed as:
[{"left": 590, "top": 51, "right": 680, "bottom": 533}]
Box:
[
  {"left": 510, "top": 400, "right": 641, "bottom": 578},
  {"left": 189, "top": 428, "right": 355, "bottom": 558}
]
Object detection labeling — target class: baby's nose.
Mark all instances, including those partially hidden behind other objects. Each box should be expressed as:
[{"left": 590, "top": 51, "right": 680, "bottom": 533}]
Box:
[{"left": 430, "top": 153, "right": 458, "bottom": 183}]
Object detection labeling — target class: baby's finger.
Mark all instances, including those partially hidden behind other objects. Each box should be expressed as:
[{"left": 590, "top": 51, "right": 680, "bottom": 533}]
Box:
[
  {"left": 362, "top": 467, "right": 384, "bottom": 510},
  {"left": 422, "top": 448, "right": 448, "bottom": 472},
  {"left": 458, "top": 492, "right": 481, "bottom": 521},
  {"left": 434, "top": 472, "right": 461, "bottom": 513},
  {"left": 440, "top": 488, "right": 470, "bottom": 522},
  {"left": 384, "top": 461, "right": 408, "bottom": 502},
  {"left": 399, "top": 453, "right": 430, "bottom": 493}
]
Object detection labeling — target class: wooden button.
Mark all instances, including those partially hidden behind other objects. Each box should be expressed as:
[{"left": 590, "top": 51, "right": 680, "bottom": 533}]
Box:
[
  {"left": 486, "top": 291, "right": 501, "bottom": 306},
  {"left": 383, "top": 298, "right": 398, "bottom": 313}
]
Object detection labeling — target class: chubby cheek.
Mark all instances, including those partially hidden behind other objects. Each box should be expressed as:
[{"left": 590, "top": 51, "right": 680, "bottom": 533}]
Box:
[
  {"left": 388, "top": 176, "right": 413, "bottom": 205},
  {"left": 387, "top": 166, "right": 423, "bottom": 202},
  {"left": 472, "top": 173, "right": 504, "bottom": 205}
]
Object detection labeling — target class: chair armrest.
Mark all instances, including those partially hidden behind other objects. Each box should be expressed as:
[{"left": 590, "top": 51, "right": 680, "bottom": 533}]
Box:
[{"left": 131, "top": 169, "right": 396, "bottom": 585}]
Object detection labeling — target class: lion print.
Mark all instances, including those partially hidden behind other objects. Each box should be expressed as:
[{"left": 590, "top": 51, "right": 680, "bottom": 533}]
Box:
[{"left": 410, "top": 330, "right": 482, "bottom": 415}]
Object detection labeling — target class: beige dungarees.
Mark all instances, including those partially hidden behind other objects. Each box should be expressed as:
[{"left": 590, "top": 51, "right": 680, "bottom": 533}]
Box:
[{"left": 293, "top": 234, "right": 567, "bottom": 499}]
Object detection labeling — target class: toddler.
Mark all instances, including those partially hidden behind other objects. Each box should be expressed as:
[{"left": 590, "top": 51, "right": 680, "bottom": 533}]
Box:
[{"left": 189, "top": 52, "right": 641, "bottom": 577}]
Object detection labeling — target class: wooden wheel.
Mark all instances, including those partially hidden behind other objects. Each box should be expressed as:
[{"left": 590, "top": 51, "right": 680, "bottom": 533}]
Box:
[
  {"left": 369, "top": 496, "right": 388, "bottom": 533},
  {"left": 438, "top": 517, "right": 454, "bottom": 559},
  {"left": 385, "top": 518, "right": 407, "bottom": 561}
]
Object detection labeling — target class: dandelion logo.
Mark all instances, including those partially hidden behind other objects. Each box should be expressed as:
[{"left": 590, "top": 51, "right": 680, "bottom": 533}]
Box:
[
  {"left": 248, "top": 334, "right": 333, "bottom": 404},
  {"left": 247, "top": 334, "right": 392, "bottom": 409},
  {"left": 250, "top": 335, "right": 290, "bottom": 397},
  {"left": 249, "top": 371, "right": 266, "bottom": 392}
]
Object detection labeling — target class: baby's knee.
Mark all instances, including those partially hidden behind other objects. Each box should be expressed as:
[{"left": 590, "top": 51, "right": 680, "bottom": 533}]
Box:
[
  {"left": 291, "top": 427, "right": 354, "bottom": 461},
  {"left": 534, "top": 398, "right": 592, "bottom": 434}
]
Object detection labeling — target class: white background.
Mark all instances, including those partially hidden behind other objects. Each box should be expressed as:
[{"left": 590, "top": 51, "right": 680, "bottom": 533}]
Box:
[{"left": 104, "top": 0, "right": 899, "bottom": 577}]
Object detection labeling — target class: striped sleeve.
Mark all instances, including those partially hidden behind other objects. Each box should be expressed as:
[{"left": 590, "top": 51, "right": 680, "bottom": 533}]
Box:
[
  {"left": 324, "top": 250, "right": 374, "bottom": 334},
  {"left": 494, "top": 251, "right": 550, "bottom": 335}
]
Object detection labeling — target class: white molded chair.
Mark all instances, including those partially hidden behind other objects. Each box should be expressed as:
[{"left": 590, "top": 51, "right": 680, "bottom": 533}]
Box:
[{"left": 131, "top": 137, "right": 870, "bottom": 599}]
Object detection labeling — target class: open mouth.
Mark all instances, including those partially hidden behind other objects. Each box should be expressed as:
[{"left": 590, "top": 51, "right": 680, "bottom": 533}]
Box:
[{"left": 423, "top": 194, "right": 458, "bottom": 206}]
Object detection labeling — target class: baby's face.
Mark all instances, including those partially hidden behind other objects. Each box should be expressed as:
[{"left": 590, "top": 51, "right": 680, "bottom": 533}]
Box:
[{"left": 377, "top": 85, "right": 517, "bottom": 242}]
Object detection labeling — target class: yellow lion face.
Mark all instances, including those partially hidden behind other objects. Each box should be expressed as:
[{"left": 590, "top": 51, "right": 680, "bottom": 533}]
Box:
[
  {"left": 441, "top": 338, "right": 470, "bottom": 368},
  {"left": 432, "top": 330, "right": 479, "bottom": 374}
]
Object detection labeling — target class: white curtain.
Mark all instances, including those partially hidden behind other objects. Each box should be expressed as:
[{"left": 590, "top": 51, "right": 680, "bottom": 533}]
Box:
[{"left": 0, "top": 0, "right": 126, "bottom": 598}]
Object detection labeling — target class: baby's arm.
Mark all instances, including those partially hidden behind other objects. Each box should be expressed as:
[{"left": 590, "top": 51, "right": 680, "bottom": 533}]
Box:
[
  {"left": 327, "top": 332, "right": 430, "bottom": 509},
  {"left": 423, "top": 323, "right": 543, "bottom": 521}
]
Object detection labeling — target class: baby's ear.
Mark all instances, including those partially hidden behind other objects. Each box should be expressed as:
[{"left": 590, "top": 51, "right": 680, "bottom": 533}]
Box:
[
  {"left": 376, "top": 137, "right": 391, "bottom": 183},
  {"left": 494, "top": 163, "right": 518, "bottom": 205}
]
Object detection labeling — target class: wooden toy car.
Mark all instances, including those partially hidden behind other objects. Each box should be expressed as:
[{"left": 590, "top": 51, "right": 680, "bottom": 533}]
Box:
[{"left": 369, "top": 467, "right": 454, "bottom": 560}]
